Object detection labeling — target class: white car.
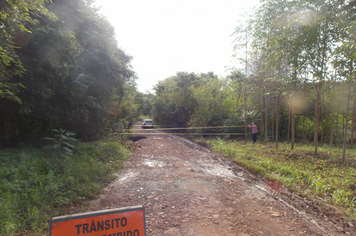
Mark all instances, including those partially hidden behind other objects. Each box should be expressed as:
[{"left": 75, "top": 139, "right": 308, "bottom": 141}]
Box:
[{"left": 142, "top": 119, "right": 154, "bottom": 129}]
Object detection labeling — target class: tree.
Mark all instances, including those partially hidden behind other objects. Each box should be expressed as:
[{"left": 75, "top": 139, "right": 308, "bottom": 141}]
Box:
[
  {"left": 0, "top": 0, "right": 137, "bottom": 143},
  {"left": 136, "top": 92, "right": 154, "bottom": 116},
  {"left": 152, "top": 72, "right": 218, "bottom": 128},
  {"left": 188, "top": 77, "right": 239, "bottom": 130},
  {"left": 0, "top": 0, "right": 55, "bottom": 103},
  {"left": 231, "top": 0, "right": 356, "bottom": 151}
]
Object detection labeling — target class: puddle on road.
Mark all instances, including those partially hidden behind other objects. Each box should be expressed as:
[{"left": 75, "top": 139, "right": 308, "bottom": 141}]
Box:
[
  {"left": 104, "top": 172, "right": 137, "bottom": 191},
  {"left": 181, "top": 159, "right": 236, "bottom": 179},
  {"left": 202, "top": 166, "right": 236, "bottom": 179},
  {"left": 143, "top": 159, "right": 165, "bottom": 168},
  {"left": 116, "top": 172, "right": 138, "bottom": 183},
  {"left": 197, "top": 160, "right": 236, "bottom": 179}
]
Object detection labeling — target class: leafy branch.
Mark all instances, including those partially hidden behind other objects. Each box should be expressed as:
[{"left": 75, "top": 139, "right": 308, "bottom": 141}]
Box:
[{"left": 43, "top": 129, "right": 77, "bottom": 158}]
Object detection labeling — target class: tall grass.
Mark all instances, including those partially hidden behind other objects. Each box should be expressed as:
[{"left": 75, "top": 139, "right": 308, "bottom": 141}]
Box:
[
  {"left": 200, "top": 138, "right": 356, "bottom": 221},
  {"left": 0, "top": 141, "right": 131, "bottom": 235}
]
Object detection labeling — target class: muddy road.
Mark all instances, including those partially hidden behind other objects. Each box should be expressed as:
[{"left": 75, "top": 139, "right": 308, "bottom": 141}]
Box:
[{"left": 87, "top": 123, "right": 353, "bottom": 235}]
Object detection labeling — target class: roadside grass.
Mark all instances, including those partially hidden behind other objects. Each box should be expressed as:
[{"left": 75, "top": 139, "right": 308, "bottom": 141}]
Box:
[
  {"left": 0, "top": 141, "right": 132, "bottom": 235},
  {"left": 198, "top": 137, "right": 356, "bottom": 221}
]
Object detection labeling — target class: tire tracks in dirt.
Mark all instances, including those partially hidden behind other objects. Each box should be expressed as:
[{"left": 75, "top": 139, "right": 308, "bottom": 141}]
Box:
[{"left": 85, "top": 124, "right": 352, "bottom": 235}]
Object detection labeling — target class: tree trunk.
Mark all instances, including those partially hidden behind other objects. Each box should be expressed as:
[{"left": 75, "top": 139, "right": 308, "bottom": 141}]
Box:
[
  {"left": 244, "top": 86, "right": 247, "bottom": 141},
  {"left": 336, "top": 111, "right": 339, "bottom": 143},
  {"left": 276, "top": 94, "right": 279, "bottom": 149},
  {"left": 305, "top": 110, "right": 308, "bottom": 143},
  {"left": 330, "top": 102, "right": 335, "bottom": 145},
  {"left": 288, "top": 102, "right": 291, "bottom": 143},
  {"left": 291, "top": 93, "right": 295, "bottom": 150},
  {"left": 261, "top": 94, "right": 264, "bottom": 141},
  {"left": 265, "top": 93, "right": 268, "bottom": 145},
  {"left": 303, "top": 74, "right": 308, "bottom": 143},
  {"left": 291, "top": 67, "right": 297, "bottom": 150},
  {"left": 343, "top": 114, "right": 345, "bottom": 139},
  {"left": 351, "top": 91, "right": 356, "bottom": 148},
  {"left": 314, "top": 82, "right": 321, "bottom": 155},
  {"left": 319, "top": 26, "right": 327, "bottom": 145},
  {"left": 272, "top": 96, "right": 274, "bottom": 142},
  {"left": 321, "top": 82, "right": 325, "bottom": 144},
  {"left": 245, "top": 25, "right": 248, "bottom": 142},
  {"left": 343, "top": 62, "right": 353, "bottom": 162},
  {"left": 343, "top": 85, "right": 351, "bottom": 163},
  {"left": 302, "top": 108, "right": 306, "bottom": 144}
]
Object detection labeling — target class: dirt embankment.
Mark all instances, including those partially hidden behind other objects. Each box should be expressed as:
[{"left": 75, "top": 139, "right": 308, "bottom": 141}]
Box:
[{"left": 85, "top": 123, "right": 354, "bottom": 235}]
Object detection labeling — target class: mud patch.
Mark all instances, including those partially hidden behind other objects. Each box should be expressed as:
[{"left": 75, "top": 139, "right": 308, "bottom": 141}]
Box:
[
  {"left": 117, "top": 171, "right": 138, "bottom": 183},
  {"left": 143, "top": 159, "right": 165, "bottom": 168},
  {"left": 197, "top": 159, "right": 236, "bottom": 179}
]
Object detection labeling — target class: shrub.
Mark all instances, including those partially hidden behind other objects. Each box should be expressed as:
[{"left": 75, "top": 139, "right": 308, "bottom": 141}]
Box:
[{"left": 0, "top": 141, "right": 131, "bottom": 235}]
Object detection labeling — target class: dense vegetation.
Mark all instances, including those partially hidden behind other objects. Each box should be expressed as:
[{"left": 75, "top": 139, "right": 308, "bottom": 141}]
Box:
[
  {"left": 152, "top": 0, "right": 356, "bottom": 159},
  {"left": 0, "top": 140, "right": 132, "bottom": 234},
  {"left": 0, "top": 0, "right": 144, "bottom": 145},
  {"left": 0, "top": 0, "right": 145, "bottom": 235},
  {"left": 152, "top": 71, "right": 244, "bottom": 129}
]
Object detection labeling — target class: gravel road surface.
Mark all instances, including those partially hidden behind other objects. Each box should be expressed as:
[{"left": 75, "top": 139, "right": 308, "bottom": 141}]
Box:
[{"left": 86, "top": 123, "right": 354, "bottom": 235}]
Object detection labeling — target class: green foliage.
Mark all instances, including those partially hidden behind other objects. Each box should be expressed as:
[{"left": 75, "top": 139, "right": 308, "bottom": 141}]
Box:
[
  {"left": 43, "top": 129, "right": 78, "bottom": 158},
  {"left": 0, "top": 0, "right": 139, "bottom": 143},
  {"left": 204, "top": 138, "right": 356, "bottom": 220},
  {"left": 188, "top": 77, "right": 240, "bottom": 128},
  {"left": 0, "top": 0, "right": 56, "bottom": 103},
  {"left": 0, "top": 141, "right": 131, "bottom": 235},
  {"left": 230, "top": 0, "right": 356, "bottom": 147},
  {"left": 153, "top": 72, "right": 213, "bottom": 127},
  {"left": 136, "top": 92, "right": 154, "bottom": 117},
  {"left": 152, "top": 71, "right": 247, "bottom": 132}
]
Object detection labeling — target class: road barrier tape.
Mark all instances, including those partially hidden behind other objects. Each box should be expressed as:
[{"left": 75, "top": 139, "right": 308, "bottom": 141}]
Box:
[
  {"left": 120, "top": 133, "right": 246, "bottom": 136},
  {"left": 132, "top": 125, "right": 246, "bottom": 131}
]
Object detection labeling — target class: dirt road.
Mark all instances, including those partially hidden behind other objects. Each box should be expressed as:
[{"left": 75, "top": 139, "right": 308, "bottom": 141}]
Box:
[{"left": 87, "top": 123, "right": 353, "bottom": 235}]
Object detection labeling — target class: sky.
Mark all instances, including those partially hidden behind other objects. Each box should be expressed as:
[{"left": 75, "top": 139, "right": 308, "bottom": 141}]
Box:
[{"left": 93, "top": 0, "right": 260, "bottom": 93}]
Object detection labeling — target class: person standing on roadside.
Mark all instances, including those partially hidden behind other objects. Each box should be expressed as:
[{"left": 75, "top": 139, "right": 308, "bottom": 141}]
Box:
[{"left": 248, "top": 122, "right": 258, "bottom": 143}]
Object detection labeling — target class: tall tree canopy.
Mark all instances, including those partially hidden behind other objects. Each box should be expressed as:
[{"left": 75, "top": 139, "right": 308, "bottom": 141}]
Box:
[
  {"left": 153, "top": 0, "right": 356, "bottom": 156},
  {"left": 230, "top": 0, "right": 356, "bottom": 154},
  {"left": 0, "top": 0, "right": 55, "bottom": 103},
  {"left": 0, "top": 0, "right": 138, "bottom": 144},
  {"left": 153, "top": 72, "right": 219, "bottom": 127}
]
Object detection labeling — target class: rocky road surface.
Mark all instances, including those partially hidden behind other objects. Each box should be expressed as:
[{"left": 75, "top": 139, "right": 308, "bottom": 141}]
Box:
[{"left": 87, "top": 123, "right": 354, "bottom": 235}]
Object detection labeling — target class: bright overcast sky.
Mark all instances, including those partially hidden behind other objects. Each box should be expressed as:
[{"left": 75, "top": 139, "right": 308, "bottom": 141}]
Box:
[{"left": 93, "top": 0, "right": 260, "bottom": 93}]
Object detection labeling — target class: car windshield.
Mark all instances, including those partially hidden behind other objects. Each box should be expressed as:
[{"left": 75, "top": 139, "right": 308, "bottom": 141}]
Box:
[{"left": 144, "top": 120, "right": 153, "bottom": 124}]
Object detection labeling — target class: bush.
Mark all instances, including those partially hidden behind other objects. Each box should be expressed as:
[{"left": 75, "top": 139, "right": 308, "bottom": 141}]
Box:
[{"left": 0, "top": 141, "right": 131, "bottom": 235}]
